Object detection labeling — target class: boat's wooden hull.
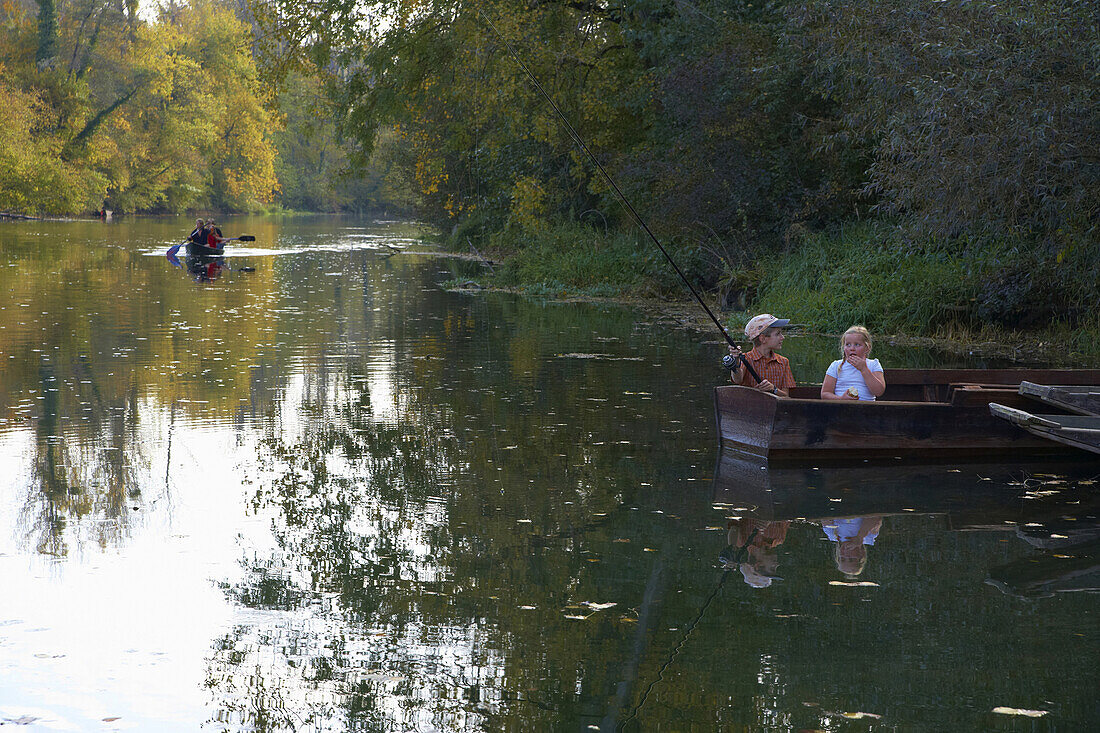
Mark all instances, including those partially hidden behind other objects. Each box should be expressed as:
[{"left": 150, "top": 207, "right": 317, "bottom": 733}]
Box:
[{"left": 715, "top": 368, "right": 1100, "bottom": 460}]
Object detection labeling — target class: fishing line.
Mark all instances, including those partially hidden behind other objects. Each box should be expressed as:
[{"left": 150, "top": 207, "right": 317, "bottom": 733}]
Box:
[
  {"left": 475, "top": 9, "right": 738, "bottom": 350},
  {"left": 617, "top": 527, "right": 759, "bottom": 729}
]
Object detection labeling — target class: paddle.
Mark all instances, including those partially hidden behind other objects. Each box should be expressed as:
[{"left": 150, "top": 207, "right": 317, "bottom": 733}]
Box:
[
  {"left": 166, "top": 239, "right": 187, "bottom": 257},
  {"left": 219, "top": 235, "right": 255, "bottom": 243}
]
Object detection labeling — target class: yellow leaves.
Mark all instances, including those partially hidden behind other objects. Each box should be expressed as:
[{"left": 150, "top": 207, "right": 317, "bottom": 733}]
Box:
[{"left": 509, "top": 175, "right": 550, "bottom": 233}]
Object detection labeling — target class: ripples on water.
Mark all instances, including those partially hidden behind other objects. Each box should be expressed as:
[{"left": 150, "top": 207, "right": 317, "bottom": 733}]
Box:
[{"left": 0, "top": 216, "right": 1096, "bottom": 730}]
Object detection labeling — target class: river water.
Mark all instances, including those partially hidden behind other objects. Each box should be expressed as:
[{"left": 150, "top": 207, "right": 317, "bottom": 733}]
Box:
[{"left": 0, "top": 216, "right": 1096, "bottom": 731}]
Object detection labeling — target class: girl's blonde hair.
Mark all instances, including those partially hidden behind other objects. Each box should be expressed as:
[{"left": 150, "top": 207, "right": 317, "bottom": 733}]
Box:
[{"left": 838, "top": 326, "right": 873, "bottom": 375}]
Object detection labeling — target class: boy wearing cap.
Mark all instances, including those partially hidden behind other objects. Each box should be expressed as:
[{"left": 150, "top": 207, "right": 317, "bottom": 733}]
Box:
[{"left": 727, "top": 313, "right": 795, "bottom": 396}]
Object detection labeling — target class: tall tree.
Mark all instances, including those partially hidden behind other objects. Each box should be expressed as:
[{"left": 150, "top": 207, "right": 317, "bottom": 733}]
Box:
[{"left": 34, "top": 0, "right": 58, "bottom": 67}]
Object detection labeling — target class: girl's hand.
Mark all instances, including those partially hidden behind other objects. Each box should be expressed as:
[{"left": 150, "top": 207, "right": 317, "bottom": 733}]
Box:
[{"left": 846, "top": 354, "right": 868, "bottom": 371}]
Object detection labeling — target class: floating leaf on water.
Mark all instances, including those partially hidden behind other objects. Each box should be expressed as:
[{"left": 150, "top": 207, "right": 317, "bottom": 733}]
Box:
[
  {"left": 948, "top": 469, "right": 961, "bottom": 473},
  {"left": 564, "top": 614, "right": 590, "bottom": 620},
  {"left": 582, "top": 602, "right": 617, "bottom": 610},
  {"left": 704, "top": 526, "right": 725, "bottom": 531},
  {"left": 1050, "top": 534, "right": 1069, "bottom": 539},
  {"left": 516, "top": 519, "right": 532, "bottom": 523},
  {"left": 102, "top": 718, "right": 121, "bottom": 723},
  {"left": 829, "top": 581, "right": 880, "bottom": 587},
  {"left": 842, "top": 711, "right": 881, "bottom": 720},
  {"left": 992, "top": 707, "right": 1048, "bottom": 717},
  {"left": 643, "top": 548, "right": 657, "bottom": 552},
  {"left": 518, "top": 605, "right": 537, "bottom": 610},
  {"left": 619, "top": 616, "right": 637, "bottom": 623},
  {"left": 586, "top": 558, "right": 600, "bottom": 562},
  {"left": 613, "top": 538, "right": 631, "bottom": 543}
]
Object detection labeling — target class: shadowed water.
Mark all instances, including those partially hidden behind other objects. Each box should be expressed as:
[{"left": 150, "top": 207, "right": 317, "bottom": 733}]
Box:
[{"left": 0, "top": 216, "right": 1096, "bottom": 730}]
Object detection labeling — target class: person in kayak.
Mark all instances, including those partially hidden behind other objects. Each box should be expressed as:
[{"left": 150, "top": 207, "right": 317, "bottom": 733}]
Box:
[
  {"left": 726, "top": 313, "right": 795, "bottom": 396},
  {"left": 188, "top": 218, "right": 206, "bottom": 245},
  {"left": 203, "top": 220, "right": 224, "bottom": 249}
]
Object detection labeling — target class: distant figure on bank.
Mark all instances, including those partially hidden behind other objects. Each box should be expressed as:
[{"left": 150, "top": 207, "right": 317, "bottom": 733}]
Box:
[
  {"left": 821, "top": 516, "right": 883, "bottom": 577},
  {"left": 726, "top": 313, "right": 795, "bottom": 396},
  {"left": 820, "top": 325, "right": 886, "bottom": 400}
]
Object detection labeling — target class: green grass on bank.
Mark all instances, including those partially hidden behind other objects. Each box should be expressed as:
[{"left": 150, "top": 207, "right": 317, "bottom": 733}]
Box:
[
  {"left": 470, "top": 220, "right": 1100, "bottom": 361},
  {"left": 479, "top": 223, "right": 703, "bottom": 299},
  {"left": 751, "top": 221, "right": 1100, "bottom": 359}
]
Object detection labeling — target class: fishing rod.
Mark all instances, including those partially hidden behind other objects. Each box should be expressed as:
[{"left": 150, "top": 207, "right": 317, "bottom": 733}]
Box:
[{"left": 475, "top": 10, "right": 750, "bottom": 362}]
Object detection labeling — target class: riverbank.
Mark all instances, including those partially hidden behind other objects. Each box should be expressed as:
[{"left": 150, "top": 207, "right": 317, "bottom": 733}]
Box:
[{"left": 450, "top": 220, "right": 1100, "bottom": 365}]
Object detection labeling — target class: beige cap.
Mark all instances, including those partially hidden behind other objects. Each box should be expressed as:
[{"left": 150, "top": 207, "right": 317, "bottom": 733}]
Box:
[{"left": 744, "top": 313, "right": 790, "bottom": 340}]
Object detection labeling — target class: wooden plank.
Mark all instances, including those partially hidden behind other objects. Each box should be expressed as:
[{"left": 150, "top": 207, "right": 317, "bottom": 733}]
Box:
[
  {"left": 1019, "top": 381, "right": 1100, "bottom": 417},
  {"left": 989, "top": 403, "right": 1061, "bottom": 429},
  {"left": 989, "top": 403, "right": 1100, "bottom": 455}
]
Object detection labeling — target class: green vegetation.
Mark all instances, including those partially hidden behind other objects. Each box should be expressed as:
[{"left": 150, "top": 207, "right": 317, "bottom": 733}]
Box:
[
  {"left": 249, "top": 0, "right": 1095, "bottom": 346},
  {"left": 2, "top": 0, "right": 1096, "bottom": 349},
  {"left": 0, "top": 0, "right": 413, "bottom": 216}
]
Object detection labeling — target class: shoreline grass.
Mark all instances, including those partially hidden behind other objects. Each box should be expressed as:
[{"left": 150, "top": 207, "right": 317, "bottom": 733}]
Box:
[{"left": 466, "top": 220, "right": 1100, "bottom": 363}]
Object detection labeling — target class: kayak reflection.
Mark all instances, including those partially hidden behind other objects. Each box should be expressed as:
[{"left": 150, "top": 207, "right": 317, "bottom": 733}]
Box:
[{"left": 167, "top": 250, "right": 227, "bottom": 283}]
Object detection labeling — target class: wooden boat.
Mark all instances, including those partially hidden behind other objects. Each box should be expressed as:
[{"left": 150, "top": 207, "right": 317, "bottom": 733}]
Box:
[{"left": 714, "top": 368, "right": 1100, "bottom": 461}]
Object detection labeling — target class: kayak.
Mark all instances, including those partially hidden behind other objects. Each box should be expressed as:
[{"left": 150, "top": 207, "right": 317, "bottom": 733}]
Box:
[{"left": 186, "top": 241, "right": 224, "bottom": 256}]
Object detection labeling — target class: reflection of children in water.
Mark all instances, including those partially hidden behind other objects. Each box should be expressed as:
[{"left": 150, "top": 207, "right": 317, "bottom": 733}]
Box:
[
  {"left": 821, "top": 517, "right": 883, "bottom": 577},
  {"left": 722, "top": 518, "right": 790, "bottom": 588}
]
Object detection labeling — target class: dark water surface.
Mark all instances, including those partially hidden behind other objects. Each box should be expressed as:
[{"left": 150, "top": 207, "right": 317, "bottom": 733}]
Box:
[{"left": 0, "top": 217, "right": 1096, "bottom": 731}]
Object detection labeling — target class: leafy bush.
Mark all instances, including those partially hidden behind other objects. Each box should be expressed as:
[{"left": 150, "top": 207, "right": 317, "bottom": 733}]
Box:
[
  {"left": 749, "top": 221, "right": 1099, "bottom": 334},
  {"left": 486, "top": 222, "right": 663, "bottom": 297}
]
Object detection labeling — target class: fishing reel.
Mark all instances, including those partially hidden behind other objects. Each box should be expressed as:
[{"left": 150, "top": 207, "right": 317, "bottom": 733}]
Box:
[{"left": 722, "top": 353, "right": 739, "bottom": 370}]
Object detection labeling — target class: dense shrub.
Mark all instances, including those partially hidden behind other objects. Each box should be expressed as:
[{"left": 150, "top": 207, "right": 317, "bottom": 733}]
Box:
[{"left": 749, "top": 222, "right": 1099, "bottom": 334}]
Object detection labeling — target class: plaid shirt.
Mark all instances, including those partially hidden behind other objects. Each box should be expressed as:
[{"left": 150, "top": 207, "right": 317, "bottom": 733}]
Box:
[{"left": 732, "top": 348, "right": 796, "bottom": 391}]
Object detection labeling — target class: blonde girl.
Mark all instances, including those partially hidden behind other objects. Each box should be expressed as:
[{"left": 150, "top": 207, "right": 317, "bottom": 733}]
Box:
[{"left": 820, "top": 326, "right": 886, "bottom": 400}]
